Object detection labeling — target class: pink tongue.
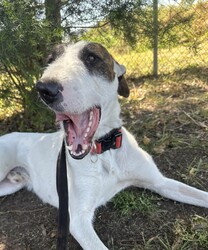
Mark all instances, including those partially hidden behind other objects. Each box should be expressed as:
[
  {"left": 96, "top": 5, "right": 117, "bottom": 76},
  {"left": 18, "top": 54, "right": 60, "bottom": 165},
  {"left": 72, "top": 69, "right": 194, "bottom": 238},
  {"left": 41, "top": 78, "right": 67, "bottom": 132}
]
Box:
[
  {"left": 56, "top": 108, "right": 100, "bottom": 156},
  {"left": 68, "top": 113, "right": 89, "bottom": 152},
  {"left": 56, "top": 112, "right": 88, "bottom": 135},
  {"left": 70, "top": 113, "right": 88, "bottom": 135},
  {"left": 56, "top": 112, "right": 88, "bottom": 150}
]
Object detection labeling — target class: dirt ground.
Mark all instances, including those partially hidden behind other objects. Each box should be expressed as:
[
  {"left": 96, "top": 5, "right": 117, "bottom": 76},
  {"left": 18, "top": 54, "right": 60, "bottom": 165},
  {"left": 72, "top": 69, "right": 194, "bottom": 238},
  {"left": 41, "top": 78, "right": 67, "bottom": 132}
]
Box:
[{"left": 0, "top": 72, "right": 208, "bottom": 250}]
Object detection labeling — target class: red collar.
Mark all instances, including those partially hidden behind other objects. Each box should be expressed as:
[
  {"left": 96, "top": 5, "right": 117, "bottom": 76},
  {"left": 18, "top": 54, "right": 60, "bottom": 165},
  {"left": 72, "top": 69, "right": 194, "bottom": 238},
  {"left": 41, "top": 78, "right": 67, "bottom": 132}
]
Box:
[{"left": 91, "top": 128, "right": 122, "bottom": 154}]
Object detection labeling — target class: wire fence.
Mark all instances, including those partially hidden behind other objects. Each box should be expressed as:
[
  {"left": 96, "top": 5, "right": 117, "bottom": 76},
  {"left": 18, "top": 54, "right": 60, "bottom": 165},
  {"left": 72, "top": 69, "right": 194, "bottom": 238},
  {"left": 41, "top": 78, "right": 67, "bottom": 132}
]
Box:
[{"left": 79, "top": 0, "right": 208, "bottom": 78}]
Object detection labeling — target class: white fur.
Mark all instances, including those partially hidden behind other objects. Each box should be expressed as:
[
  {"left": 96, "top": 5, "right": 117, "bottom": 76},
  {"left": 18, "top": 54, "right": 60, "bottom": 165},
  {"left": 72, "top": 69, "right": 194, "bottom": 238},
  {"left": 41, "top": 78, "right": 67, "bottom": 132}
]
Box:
[{"left": 0, "top": 41, "right": 208, "bottom": 250}]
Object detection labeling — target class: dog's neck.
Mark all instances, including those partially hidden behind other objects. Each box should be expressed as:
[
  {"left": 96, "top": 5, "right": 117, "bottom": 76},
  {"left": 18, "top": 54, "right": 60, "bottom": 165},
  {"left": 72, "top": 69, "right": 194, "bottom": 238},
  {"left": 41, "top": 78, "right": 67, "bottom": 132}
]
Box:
[{"left": 95, "top": 98, "right": 122, "bottom": 140}]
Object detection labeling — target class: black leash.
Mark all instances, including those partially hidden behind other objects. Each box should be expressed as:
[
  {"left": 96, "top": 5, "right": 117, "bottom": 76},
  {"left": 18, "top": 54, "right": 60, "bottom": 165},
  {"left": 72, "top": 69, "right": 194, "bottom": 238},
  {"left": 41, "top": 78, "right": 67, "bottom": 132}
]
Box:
[{"left": 56, "top": 141, "right": 69, "bottom": 250}]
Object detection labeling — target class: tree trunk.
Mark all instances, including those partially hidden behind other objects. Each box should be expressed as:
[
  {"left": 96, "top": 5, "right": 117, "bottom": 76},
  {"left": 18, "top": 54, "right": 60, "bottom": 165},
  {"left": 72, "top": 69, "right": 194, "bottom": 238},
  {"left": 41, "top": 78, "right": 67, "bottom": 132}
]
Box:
[{"left": 45, "top": 0, "right": 62, "bottom": 43}]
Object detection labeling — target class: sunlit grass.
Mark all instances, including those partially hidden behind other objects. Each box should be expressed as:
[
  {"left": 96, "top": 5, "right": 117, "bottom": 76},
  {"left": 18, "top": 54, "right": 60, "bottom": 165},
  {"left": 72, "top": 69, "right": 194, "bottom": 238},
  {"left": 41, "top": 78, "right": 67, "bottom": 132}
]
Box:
[{"left": 109, "top": 41, "right": 208, "bottom": 77}]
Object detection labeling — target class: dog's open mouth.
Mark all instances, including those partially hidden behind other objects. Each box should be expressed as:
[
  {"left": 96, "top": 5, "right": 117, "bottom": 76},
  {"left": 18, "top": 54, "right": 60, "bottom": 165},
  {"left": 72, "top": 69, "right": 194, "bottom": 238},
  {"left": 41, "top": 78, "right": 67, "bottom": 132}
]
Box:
[{"left": 56, "top": 107, "right": 101, "bottom": 159}]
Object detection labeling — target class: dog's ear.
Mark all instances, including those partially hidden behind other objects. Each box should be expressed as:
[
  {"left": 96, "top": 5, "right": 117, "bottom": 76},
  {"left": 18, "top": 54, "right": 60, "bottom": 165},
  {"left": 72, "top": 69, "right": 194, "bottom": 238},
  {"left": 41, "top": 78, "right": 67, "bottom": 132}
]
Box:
[
  {"left": 46, "top": 44, "right": 66, "bottom": 65},
  {"left": 118, "top": 73, "right": 130, "bottom": 98},
  {"left": 114, "top": 62, "right": 130, "bottom": 98}
]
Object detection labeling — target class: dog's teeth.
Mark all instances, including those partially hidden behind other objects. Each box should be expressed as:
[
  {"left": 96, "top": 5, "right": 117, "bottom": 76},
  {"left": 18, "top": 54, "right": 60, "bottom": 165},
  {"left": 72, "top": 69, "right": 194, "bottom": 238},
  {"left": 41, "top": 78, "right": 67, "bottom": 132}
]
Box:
[
  {"left": 90, "top": 111, "right": 93, "bottom": 121},
  {"left": 81, "top": 150, "right": 85, "bottom": 154},
  {"left": 67, "top": 145, "right": 73, "bottom": 151},
  {"left": 71, "top": 151, "right": 82, "bottom": 156},
  {"left": 83, "top": 144, "right": 88, "bottom": 150},
  {"left": 84, "top": 133, "right": 88, "bottom": 138},
  {"left": 88, "top": 121, "right": 92, "bottom": 127},
  {"left": 86, "top": 127, "right": 90, "bottom": 133}
]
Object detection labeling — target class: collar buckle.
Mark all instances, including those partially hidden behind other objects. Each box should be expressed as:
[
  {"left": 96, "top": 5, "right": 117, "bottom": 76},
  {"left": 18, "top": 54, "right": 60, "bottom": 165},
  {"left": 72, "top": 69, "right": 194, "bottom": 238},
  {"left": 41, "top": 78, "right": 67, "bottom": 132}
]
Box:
[{"left": 92, "top": 128, "right": 122, "bottom": 154}]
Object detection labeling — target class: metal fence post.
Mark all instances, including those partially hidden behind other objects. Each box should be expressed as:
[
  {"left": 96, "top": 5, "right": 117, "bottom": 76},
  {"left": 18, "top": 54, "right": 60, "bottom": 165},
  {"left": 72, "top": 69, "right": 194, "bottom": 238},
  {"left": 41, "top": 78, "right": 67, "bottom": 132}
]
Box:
[{"left": 153, "top": 0, "right": 158, "bottom": 77}]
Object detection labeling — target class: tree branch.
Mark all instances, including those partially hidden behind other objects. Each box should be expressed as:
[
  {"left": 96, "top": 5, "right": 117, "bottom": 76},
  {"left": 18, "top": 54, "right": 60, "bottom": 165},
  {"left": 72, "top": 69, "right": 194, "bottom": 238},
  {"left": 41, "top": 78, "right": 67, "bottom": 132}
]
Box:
[{"left": 64, "top": 21, "right": 110, "bottom": 30}]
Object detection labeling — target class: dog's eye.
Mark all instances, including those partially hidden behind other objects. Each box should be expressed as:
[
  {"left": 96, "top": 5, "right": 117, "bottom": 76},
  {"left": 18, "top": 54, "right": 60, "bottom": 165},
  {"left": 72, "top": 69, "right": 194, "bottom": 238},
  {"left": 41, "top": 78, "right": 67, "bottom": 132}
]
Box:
[{"left": 86, "top": 53, "right": 98, "bottom": 64}]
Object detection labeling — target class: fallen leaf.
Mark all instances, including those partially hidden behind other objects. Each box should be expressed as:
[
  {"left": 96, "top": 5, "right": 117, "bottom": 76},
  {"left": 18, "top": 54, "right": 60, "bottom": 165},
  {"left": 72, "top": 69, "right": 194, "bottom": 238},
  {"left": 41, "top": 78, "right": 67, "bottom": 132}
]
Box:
[
  {"left": 153, "top": 145, "right": 165, "bottom": 154},
  {"left": 143, "top": 135, "right": 151, "bottom": 145}
]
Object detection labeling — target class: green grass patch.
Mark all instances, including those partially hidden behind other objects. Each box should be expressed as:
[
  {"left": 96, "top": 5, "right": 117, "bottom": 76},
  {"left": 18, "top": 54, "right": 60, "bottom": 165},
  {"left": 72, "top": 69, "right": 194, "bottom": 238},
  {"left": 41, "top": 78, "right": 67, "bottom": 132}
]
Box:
[{"left": 112, "top": 190, "right": 158, "bottom": 216}]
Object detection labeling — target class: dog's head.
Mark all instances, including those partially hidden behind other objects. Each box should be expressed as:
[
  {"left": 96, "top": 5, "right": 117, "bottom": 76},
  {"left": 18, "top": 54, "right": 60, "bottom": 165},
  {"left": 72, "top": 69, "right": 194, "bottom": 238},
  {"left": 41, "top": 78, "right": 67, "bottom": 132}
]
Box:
[{"left": 36, "top": 41, "right": 129, "bottom": 159}]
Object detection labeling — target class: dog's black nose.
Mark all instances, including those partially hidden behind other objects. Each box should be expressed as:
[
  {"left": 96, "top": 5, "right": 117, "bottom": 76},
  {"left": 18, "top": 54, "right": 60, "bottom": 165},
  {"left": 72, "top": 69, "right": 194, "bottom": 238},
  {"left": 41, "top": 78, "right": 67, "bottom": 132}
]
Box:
[{"left": 36, "top": 80, "right": 63, "bottom": 104}]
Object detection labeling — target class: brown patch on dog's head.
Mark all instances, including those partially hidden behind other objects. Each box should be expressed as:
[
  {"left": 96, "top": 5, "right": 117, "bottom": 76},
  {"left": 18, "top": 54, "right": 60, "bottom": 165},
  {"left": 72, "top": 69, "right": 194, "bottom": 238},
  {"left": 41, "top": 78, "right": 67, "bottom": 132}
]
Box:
[
  {"left": 80, "top": 42, "right": 130, "bottom": 97},
  {"left": 79, "top": 42, "right": 115, "bottom": 82}
]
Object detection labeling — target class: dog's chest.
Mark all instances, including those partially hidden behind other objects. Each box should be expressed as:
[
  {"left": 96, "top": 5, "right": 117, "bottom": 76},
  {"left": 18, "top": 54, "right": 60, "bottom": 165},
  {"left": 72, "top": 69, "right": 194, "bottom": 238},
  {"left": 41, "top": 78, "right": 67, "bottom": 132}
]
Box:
[
  {"left": 68, "top": 151, "right": 119, "bottom": 177},
  {"left": 67, "top": 152, "right": 123, "bottom": 206}
]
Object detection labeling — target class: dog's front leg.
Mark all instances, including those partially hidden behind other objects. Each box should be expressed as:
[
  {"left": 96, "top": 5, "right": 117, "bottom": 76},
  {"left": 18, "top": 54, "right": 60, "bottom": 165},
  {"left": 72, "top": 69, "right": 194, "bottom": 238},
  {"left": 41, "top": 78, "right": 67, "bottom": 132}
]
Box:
[
  {"left": 70, "top": 212, "right": 108, "bottom": 250},
  {"left": 69, "top": 182, "right": 108, "bottom": 250}
]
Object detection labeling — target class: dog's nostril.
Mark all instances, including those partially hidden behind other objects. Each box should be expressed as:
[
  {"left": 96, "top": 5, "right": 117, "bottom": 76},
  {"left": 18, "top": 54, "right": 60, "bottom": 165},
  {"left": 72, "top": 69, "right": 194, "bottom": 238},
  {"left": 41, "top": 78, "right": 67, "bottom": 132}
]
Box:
[
  {"left": 36, "top": 80, "right": 63, "bottom": 104},
  {"left": 36, "top": 81, "right": 59, "bottom": 96},
  {"left": 36, "top": 80, "right": 44, "bottom": 90}
]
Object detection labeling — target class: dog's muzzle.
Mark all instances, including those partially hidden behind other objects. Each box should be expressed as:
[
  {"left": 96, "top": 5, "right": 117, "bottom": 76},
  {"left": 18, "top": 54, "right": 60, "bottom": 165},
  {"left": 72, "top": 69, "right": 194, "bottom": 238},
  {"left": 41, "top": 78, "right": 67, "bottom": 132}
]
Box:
[{"left": 36, "top": 80, "right": 63, "bottom": 105}]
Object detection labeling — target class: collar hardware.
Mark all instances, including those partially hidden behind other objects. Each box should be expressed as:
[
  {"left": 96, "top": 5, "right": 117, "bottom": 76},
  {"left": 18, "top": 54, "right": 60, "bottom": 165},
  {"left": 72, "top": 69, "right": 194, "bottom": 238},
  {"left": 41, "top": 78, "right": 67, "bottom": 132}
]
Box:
[{"left": 92, "top": 128, "right": 122, "bottom": 154}]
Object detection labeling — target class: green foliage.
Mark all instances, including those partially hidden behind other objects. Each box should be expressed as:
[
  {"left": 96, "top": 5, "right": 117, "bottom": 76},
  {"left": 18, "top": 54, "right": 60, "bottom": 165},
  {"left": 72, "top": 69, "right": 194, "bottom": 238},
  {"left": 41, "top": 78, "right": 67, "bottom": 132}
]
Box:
[
  {"left": 81, "top": 1, "right": 208, "bottom": 52},
  {"left": 80, "top": 2, "right": 154, "bottom": 49},
  {"left": 157, "top": 2, "right": 208, "bottom": 50},
  {"left": 0, "top": 0, "right": 61, "bottom": 110},
  {"left": 106, "top": 0, "right": 144, "bottom": 46}
]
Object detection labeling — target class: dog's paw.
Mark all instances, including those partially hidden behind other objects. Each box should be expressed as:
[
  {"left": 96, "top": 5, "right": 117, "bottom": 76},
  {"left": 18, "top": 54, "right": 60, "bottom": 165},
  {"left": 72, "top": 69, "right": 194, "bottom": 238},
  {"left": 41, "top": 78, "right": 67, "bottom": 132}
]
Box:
[{"left": 7, "top": 167, "right": 29, "bottom": 184}]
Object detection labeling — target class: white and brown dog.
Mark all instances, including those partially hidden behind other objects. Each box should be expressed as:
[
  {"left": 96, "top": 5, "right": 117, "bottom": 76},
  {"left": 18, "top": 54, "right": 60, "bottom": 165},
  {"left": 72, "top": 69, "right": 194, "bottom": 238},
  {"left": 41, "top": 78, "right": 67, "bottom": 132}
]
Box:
[{"left": 0, "top": 41, "right": 208, "bottom": 250}]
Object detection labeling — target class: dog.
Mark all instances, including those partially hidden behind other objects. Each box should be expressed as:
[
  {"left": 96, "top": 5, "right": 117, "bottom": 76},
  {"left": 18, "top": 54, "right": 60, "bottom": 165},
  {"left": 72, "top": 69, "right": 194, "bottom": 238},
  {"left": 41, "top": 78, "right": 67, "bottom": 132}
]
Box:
[{"left": 0, "top": 41, "right": 208, "bottom": 250}]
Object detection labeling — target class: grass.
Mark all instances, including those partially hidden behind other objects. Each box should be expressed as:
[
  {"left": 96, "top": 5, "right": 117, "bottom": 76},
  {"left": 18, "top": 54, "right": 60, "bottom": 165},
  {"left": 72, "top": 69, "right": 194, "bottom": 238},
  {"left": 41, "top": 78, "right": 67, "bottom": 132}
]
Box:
[
  {"left": 173, "top": 215, "right": 208, "bottom": 249},
  {"left": 122, "top": 67, "right": 208, "bottom": 136},
  {"left": 136, "top": 214, "right": 208, "bottom": 250},
  {"left": 113, "top": 190, "right": 159, "bottom": 216}
]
